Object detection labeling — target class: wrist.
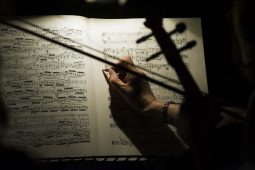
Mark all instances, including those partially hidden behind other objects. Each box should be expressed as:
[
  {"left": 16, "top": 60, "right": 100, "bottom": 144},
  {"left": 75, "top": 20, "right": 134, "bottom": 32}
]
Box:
[
  {"left": 142, "top": 100, "right": 164, "bottom": 120},
  {"left": 160, "top": 101, "right": 175, "bottom": 123},
  {"left": 142, "top": 99, "right": 179, "bottom": 124}
]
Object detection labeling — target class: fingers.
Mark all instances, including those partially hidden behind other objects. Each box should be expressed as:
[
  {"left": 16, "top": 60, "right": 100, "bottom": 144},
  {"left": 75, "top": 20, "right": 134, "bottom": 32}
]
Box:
[
  {"left": 117, "top": 55, "right": 135, "bottom": 66},
  {"left": 120, "top": 55, "right": 143, "bottom": 74},
  {"left": 118, "top": 56, "right": 146, "bottom": 84},
  {"left": 112, "top": 55, "right": 144, "bottom": 74},
  {"left": 111, "top": 55, "right": 134, "bottom": 70},
  {"left": 108, "top": 68, "right": 127, "bottom": 93},
  {"left": 102, "top": 69, "right": 110, "bottom": 84},
  {"left": 105, "top": 55, "right": 146, "bottom": 93}
]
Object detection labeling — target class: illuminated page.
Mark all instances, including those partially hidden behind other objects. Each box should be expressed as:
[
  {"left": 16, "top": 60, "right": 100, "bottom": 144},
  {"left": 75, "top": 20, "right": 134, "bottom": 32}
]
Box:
[
  {"left": 0, "top": 16, "right": 99, "bottom": 158},
  {"left": 88, "top": 18, "right": 207, "bottom": 156}
]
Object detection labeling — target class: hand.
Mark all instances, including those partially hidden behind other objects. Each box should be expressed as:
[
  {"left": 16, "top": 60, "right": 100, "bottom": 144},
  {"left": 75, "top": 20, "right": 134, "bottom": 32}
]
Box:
[{"left": 105, "top": 55, "right": 164, "bottom": 119}]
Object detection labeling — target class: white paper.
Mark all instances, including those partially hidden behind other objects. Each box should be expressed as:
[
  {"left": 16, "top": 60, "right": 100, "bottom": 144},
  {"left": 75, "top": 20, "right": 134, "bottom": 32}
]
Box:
[{"left": 0, "top": 16, "right": 207, "bottom": 158}]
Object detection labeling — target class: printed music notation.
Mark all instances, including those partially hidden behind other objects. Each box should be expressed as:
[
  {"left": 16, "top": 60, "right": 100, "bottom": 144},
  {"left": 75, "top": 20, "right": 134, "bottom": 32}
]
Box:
[
  {"left": 5, "top": 114, "right": 90, "bottom": 149},
  {"left": 0, "top": 24, "right": 91, "bottom": 148},
  {"left": 102, "top": 31, "right": 187, "bottom": 47},
  {"left": 101, "top": 30, "right": 189, "bottom": 103},
  {"left": 0, "top": 17, "right": 206, "bottom": 157},
  {"left": 112, "top": 135, "right": 133, "bottom": 147}
]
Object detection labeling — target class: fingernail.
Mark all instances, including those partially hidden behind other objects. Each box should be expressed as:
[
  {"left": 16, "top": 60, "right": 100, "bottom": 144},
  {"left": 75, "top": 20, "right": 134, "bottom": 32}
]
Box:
[
  {"left": 102, "top": 69, "right": 110, "bottom": 72},
  {"left": 102, "top": 70, "right": 110, "bottom": 84}
]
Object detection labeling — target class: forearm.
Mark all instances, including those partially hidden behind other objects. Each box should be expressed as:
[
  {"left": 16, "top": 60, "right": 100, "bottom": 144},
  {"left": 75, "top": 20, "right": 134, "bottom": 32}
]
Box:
[{"left": 143, "top": 100, "right": 180, "bottom": 125}]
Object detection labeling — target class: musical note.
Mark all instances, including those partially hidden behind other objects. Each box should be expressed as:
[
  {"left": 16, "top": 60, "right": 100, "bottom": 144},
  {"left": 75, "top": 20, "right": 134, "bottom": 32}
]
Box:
[
  {"left": 111, "top": 135, "right": 133, "bottom": 146},
  {"left": 0, "top": 23, "right": 91, "bottom": 149},
  {"left": 102, "top": 30, "right": 188, "bottom": 102},
  {"left": 3, "top": 114, "right": 90, "bottom": 148}
]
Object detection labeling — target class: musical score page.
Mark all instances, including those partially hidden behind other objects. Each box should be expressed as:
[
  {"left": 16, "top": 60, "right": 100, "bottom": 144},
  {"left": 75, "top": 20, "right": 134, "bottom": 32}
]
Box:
[
  {"left": 88, "top": 18, "right": 207, "bottom": 156},
  {"left": 0, "top": 16, "right": 207, "bottom": 158},
  {"left": 0, "top": 16, "right": 99, "bottom": 158}
]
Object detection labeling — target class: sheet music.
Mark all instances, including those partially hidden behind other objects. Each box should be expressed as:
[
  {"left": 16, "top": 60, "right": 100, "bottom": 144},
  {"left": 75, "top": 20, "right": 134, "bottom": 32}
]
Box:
[
  {"left": 0, "top": 16, "right": 207, "bottom": 158},
  {"left": 88, "top": 18, "right": 207, "bottom": 156},
  {"left": 0, "top": 16, "right": 99, "bottom": 158}
]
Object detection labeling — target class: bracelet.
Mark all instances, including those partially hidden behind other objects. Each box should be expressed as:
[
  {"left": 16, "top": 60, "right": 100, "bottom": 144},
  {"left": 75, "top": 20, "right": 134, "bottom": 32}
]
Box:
[{"left": 160, "top": 101, "right": 175, "bottom": 123}]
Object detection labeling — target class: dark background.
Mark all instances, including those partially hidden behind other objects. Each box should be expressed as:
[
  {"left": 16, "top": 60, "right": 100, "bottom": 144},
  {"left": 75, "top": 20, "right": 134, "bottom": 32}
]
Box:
[{"left": 4, "top": 0, "right": 252, "bottom": 169}]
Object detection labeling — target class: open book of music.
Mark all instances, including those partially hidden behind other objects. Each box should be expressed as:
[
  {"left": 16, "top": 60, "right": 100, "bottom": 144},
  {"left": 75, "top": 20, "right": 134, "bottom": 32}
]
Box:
[{"left": 0, "top": 16, "right": 208, "bottom": 159}]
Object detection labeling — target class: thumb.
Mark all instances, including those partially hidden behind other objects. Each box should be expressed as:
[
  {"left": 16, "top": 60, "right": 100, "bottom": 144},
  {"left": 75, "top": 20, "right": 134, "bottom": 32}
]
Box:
[{"left": 109, "top": 69, "right": 127, "bottom": 92}]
